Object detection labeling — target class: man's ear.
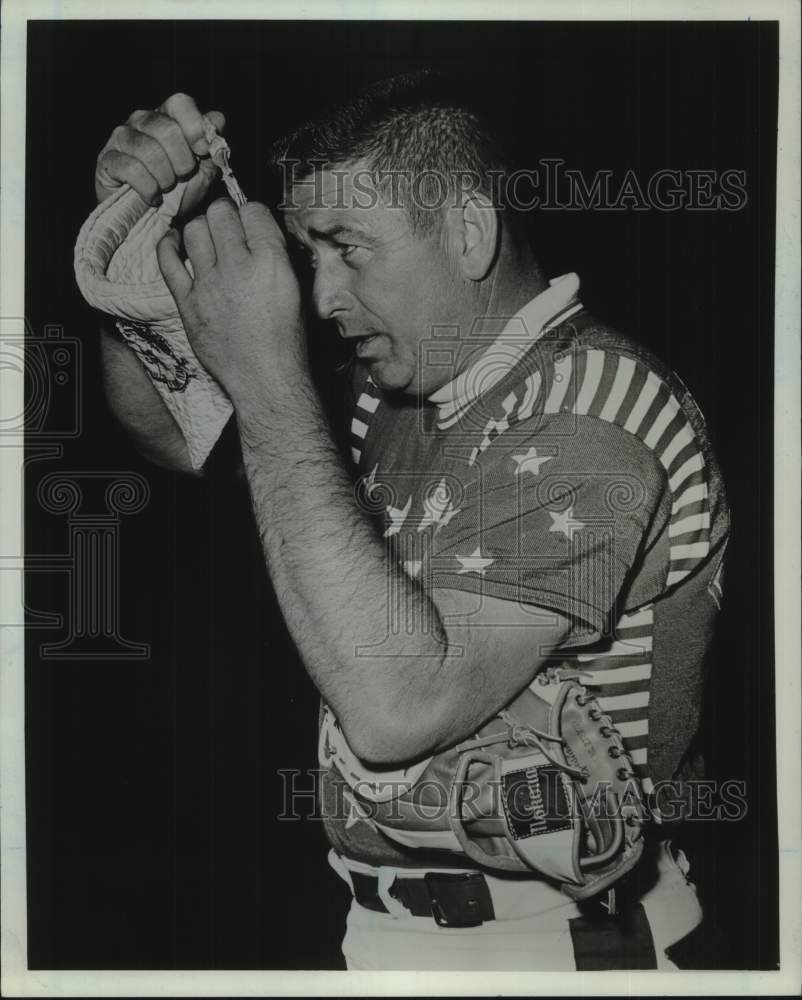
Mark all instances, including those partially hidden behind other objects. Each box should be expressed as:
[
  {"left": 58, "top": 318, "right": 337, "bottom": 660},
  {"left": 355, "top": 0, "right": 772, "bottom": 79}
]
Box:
[{"left": 446, "top": 194, "right": 498, "bottom": 280}]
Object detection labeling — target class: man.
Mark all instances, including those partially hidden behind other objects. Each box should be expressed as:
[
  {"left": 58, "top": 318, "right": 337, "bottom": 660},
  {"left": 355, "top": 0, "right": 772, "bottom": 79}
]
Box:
[{"left": 93, "top": 73, "right": 729, "bottom": 970}]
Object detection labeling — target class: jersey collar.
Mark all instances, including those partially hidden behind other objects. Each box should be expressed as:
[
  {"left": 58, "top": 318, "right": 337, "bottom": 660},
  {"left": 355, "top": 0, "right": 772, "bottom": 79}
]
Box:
[{"left": 427, "top": 273, "right": 583, "bottom": 429}]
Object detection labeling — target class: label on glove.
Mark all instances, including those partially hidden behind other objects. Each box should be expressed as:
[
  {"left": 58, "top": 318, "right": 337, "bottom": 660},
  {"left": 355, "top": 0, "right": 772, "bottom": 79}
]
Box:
[
  {"left": 500, "top": 760, "right": 573, "bottom": 839},
  {"left": 498, "top": 753, "right": 581, "bottom": 884}
]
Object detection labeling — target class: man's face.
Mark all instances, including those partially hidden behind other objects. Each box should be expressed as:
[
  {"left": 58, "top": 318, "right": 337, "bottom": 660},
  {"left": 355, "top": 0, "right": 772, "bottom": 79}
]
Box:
[{"left": 285, "top": 164, "right": 468, "bottom": 396}]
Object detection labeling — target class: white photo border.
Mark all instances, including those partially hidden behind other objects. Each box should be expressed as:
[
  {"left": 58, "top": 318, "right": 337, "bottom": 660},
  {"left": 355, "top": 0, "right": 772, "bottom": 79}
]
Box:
[{"left": 1, "top": 0, "right": 799, "bottom": 995}]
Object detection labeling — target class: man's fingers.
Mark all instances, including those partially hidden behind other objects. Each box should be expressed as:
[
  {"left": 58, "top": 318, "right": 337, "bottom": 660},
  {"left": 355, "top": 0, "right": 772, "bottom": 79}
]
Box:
[
  {"left": 158, "top": 93, "right": 225, "bottom": 155},
  {"left": 127, "top": 110, "right": 197, "bottom": 178},
  {"left": 156, "top": 229, "right": 193, "bottom": 302},
  {"left": 239, "top": 201, "right": 286, "bottom": 253},
  {"left": 94, "top": 94, "right": 226, "bottom": 207},
  {"left": 183, "top": 216, "right": 217, "bottom": 277},
  {"left": 95, "top": 150, "right": 162, "bottom": 205},
  {"left": 206, "top": 198, "right": 249, "bottom": 264},
  {"left": 108, "top": 125, "right": 177, "bottom": 193}
]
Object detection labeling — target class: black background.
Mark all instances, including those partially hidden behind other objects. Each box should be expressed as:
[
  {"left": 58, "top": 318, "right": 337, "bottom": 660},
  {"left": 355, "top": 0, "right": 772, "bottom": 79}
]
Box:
[{"left": 25, "top": 20, "right": 778, "bottom": 970}]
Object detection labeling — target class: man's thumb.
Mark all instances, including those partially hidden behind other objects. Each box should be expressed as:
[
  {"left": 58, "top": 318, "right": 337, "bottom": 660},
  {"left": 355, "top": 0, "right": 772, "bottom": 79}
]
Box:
[{"left": 204, "top": 109, "right": 226, "bottom": 135}]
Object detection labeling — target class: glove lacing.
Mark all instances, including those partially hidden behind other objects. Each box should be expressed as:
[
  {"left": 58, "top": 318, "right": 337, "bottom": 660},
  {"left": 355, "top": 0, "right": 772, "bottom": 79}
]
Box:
[{"left": 455, "top": 708, "right": 589, "bottom": 782}]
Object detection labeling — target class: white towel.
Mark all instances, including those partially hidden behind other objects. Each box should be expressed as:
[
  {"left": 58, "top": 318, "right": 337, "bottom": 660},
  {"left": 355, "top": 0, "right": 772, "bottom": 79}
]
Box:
[{"left": 74, "top": 120, "right": 243, "bottom": 468}]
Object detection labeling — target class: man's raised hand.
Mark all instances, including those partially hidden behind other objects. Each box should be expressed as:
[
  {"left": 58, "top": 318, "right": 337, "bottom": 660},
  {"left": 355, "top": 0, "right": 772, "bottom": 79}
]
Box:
[
  {"left": 156, "top": 199, "right": 304, "bottom": 402},
  {"left": 94, "top": 92, "right": 226, "bottom": 217}
]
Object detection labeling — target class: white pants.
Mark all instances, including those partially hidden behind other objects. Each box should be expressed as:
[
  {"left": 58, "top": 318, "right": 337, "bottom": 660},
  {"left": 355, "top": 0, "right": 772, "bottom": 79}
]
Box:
[{"left": 331, "top": 841, "right": 702, "bottom": 971}]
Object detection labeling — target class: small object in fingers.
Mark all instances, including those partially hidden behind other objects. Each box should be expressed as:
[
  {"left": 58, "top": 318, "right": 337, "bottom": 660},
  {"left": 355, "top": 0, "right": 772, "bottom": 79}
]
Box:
[{"left": 202, "top": 115, "right": 247, "bottom": 207}]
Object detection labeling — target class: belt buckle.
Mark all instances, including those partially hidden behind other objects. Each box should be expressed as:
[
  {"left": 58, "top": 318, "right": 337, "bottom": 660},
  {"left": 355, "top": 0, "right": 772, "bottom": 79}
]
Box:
[{"left": 424, "top": 872, "right": 492, "bottom": 928}]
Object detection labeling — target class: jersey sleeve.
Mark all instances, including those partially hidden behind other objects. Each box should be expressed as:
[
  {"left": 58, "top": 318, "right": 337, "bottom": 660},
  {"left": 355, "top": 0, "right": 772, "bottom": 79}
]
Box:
[{"left": 424, "top": 414, "right": 671, "bottom": 644}]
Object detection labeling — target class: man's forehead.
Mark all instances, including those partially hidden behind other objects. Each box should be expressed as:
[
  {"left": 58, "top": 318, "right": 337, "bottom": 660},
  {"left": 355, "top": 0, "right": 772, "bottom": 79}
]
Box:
[
  {"left": 289, "top": 161, "right": 372, "bottom": 204},
  {"left": 285, "top": 204, "right": 372, "bottom": 238},
  {"left": 285, "top": 163, "right": 410, "bottom": 237}
]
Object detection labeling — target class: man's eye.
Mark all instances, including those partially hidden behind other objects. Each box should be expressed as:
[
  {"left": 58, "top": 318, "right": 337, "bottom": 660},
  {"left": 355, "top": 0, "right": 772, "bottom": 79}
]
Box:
[{"left": 336, "top": 243, "right": 367, "bottom": 265}]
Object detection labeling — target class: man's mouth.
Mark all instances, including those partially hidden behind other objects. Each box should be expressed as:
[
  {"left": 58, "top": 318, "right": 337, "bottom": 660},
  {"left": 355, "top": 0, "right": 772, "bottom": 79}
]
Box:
[{"left": 354, "top": 333, "right": 384, "bottom": 358}]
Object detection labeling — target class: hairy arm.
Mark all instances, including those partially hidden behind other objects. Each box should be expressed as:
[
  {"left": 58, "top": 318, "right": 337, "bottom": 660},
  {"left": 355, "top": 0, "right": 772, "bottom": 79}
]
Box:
[
  {"left": 234, "top": 372, "right": 568, "bottom": 763},
  {"left": 157, "top": 199, "right": 569, "bottom": 764}
]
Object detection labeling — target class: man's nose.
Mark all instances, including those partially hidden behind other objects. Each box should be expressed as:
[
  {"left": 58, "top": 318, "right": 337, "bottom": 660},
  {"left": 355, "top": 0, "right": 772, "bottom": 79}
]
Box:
[{"left": 312, "top": 257, "right": 353, "bottom": 321}]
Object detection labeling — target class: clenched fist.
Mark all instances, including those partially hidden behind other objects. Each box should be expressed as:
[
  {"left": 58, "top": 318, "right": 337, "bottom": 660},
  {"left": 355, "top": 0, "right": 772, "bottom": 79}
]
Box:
[
  {"left": 95, "top": 92, "right": 225, "bottom": 217},
  {"left": 156, "top": 198, "right": 304, "bottom": 404}
]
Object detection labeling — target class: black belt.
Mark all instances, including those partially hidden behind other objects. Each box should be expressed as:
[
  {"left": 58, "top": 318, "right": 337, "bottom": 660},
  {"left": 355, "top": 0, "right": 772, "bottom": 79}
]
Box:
[
  {"left": 350, "top": 869, "right": 496, "bottom": 927},
  {"left": 347, "top": 857, "right": 659, "bottom": 927}
]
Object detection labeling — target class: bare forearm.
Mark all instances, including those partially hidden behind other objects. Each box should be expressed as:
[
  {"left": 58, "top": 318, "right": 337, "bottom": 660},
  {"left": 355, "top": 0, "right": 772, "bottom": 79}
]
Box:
[
  {"left": 100, "top": 327, "right": 198, "bottom": 473},
  {"left": 152, "top": 198, "right": 568, "bottom": 765},
  {"left": 233, "top": 373, "right": 452, "bottom": 761}
]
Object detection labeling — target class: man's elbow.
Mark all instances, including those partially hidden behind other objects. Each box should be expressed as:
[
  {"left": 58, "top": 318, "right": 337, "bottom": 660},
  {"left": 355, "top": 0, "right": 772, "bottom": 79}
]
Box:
[{"left": 339, "top": 705, "right": 445, "bottom": 767}]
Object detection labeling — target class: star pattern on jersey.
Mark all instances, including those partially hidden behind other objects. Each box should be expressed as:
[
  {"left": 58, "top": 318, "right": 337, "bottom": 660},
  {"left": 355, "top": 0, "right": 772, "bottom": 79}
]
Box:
[
  {"left": 456, "top": 547, "right": 495, "bottom": 575},
  {"left": 548, "top": 505, "right": 586, "bottom": 539},
  {"left": 334, "top": 342, "right": 721, "bottom": 858},
  {"left": 512, "top": 447, "right": 554, "bottom": 477},
  {"left": 383, "top": 496, "right": 412, "bottom": 538},
  {"left": 418, "top": 478, "right": 461, "bottom": 533},
  {"left": 342, "top": 787, "right": 377, "bottom": 832}
]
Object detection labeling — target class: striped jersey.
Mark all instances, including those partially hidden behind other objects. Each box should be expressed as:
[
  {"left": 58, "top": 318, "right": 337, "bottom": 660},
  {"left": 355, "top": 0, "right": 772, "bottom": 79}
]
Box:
[{"left": 321, "top": 278, "right": 730, "bottom": 867}]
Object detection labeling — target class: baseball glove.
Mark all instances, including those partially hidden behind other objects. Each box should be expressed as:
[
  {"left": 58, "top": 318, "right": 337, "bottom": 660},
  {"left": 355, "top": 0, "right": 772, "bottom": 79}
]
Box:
[{"left": 321, "top": 666, "right": 647, "bottom": 901}]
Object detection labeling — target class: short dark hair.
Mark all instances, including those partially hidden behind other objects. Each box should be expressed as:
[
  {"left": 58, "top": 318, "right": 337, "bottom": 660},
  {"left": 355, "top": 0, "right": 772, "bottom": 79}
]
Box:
[{"left": 270, "top": 70, "right": 514, "bottom": 234}]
